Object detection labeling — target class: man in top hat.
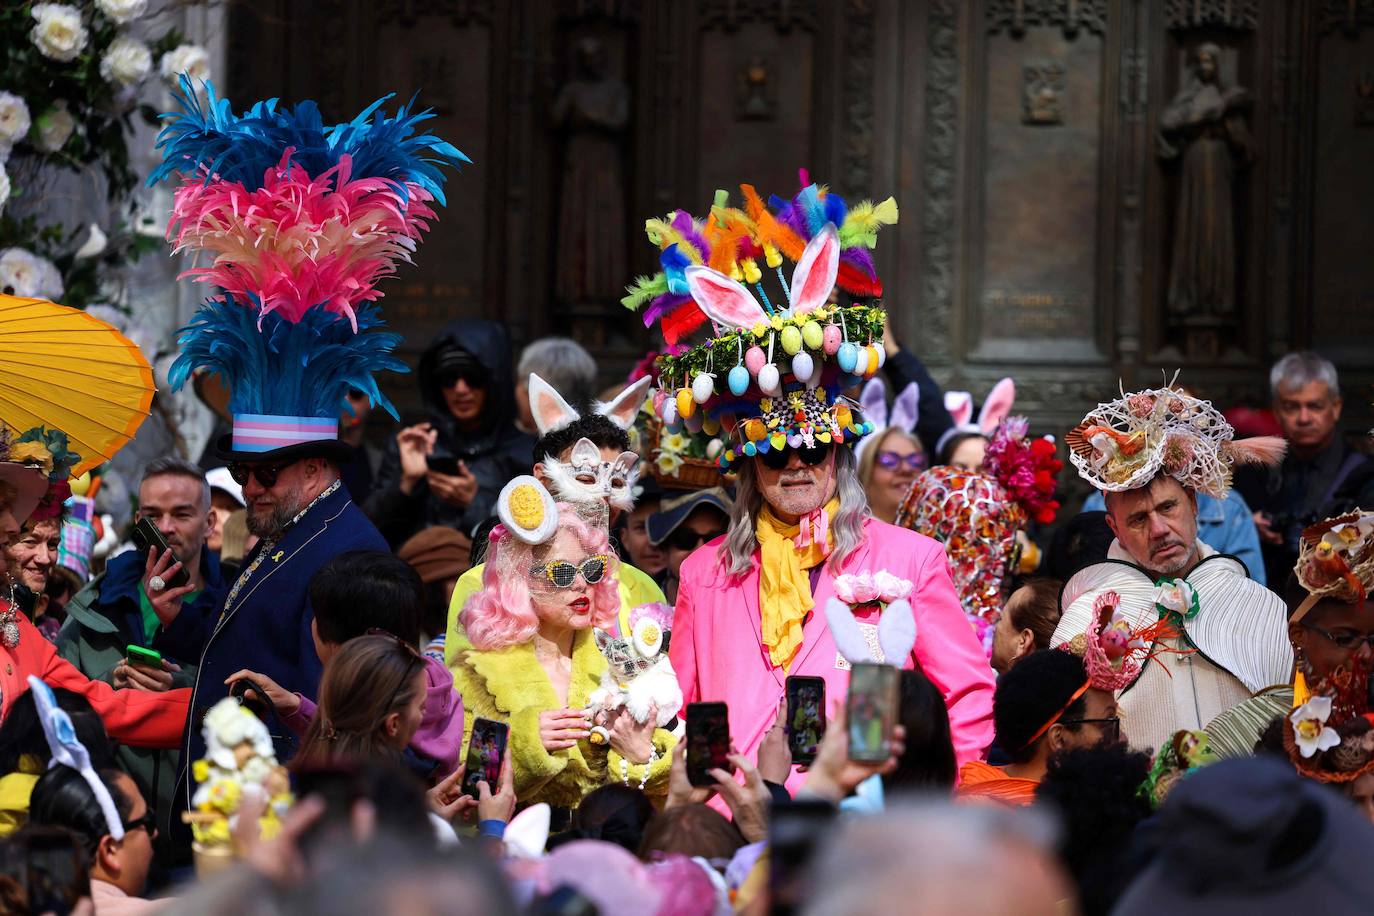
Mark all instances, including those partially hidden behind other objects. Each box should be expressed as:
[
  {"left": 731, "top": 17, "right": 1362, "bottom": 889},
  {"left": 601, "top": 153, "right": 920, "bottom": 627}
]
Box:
[
  {"left": 628, "top": 179, "right": 995, "bottom": 790},
  {"left": 1050, "top": 385, "right": 1293, "bottom": 752}
]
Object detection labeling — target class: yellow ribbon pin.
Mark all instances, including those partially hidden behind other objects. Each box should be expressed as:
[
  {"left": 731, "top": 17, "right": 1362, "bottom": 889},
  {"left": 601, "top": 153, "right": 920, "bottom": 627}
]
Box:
[{"left": 271, "top": 550, "right": 284, "bottom": 562}]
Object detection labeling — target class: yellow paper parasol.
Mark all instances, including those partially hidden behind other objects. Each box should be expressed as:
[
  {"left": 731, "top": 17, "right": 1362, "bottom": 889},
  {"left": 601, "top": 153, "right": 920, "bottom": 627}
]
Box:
[{"left": 0, "top": 295, "right": 155, "bottom": 476}]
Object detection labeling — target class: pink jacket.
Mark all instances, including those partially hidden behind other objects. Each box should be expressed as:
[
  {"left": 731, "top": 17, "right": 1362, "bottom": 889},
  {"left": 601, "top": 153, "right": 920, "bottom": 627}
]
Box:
[{"left": 671, "top": 517, "right": 995, "bottom": 795}]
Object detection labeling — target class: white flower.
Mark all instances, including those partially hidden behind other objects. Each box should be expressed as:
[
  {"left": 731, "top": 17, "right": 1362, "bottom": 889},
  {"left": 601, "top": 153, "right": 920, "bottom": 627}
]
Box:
[
  {"left": 1290, "top": 696, "right": 1341, "bottom": 759},
  {"left": 99, "top": 34, "right": 152, "bottom": 86},
  {"left": 94, "top": 0, "right": 148, "bottom": 24},
  {"left": 1154, "top": 580, "right": 1196, "bottom": 616},
  {"left": 873, "top": 570, "right": 913, "bottom": 603},
  {"left": 35, "top": 256, "right": 63, "bottom": 300},
  {"left": 0, "top": 165, "right": 9, "bottom": 217},
  {"left": 160, "top": 43, "right": 211, "bottom": 85},
  {"left": 74, "top": 223, "right": 107, "bottom": 259},
  {"left": 34, "top": 102, "right": 75, "bottom": 153},
  {"left": 0, "top": 248, "right": 45, "bottom": 297},
  {"left": 0, "top": 93, "right": 31, "bottom": 145},
  {"left": 30, "top": 4, "right": 88, "bottom": 62},
  {"left": 654, "top": 451, "right": 683, "bottom": 477}
]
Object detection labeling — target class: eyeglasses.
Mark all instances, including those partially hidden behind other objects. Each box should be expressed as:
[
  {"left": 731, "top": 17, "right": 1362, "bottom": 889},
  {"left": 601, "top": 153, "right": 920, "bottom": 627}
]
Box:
[
  {"left": 1060, "top": 716, "right": 1121, "bottom": 742},
  {"left": 759, "top": 442, "right": 834, "bottom": 471},
  {"left": 121, "top": 811, "right": 157, "bottom": 838},
  {"left": 529, "top": 554, "right": 611, "bottom": 588},
  {"left": 876, "top": 451, "right": 926, "bottom": 472},
  {"left": 666, "top": 526, "right": 727, "bottom": 552},
  {"left": 1303, "top": 622, "right": 1374, "bottom": 651},
  {"left": 227, "top": 460, "right": 298, "bottom": 489}
]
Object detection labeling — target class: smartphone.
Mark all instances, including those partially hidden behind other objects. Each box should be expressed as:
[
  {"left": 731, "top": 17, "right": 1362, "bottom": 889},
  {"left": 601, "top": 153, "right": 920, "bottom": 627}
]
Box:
[
  {"left": 130, "top": 518, "right": 190, "bottom": 589},
  {"left": 462, "top": 718, "right": 509, "bottom": 799},
  {"left": 425, "top": 455, "right": 462, "bottom": 476},
  {"left": 846, "top": 662, "right": 900, "bottom": 763},
  {"left": 126, "top": 644, "right": 163, "bottom": 668},
  {"left": 685, "top": 701, "right": 731, "bottom": 786},
  {"left": 785, "top": 676, "right": 827, "bottom": 766}
]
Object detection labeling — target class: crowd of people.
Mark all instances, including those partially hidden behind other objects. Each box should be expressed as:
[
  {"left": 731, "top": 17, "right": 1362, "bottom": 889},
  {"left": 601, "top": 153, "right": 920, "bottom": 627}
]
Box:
[{"left": 0, "top": 78, "right": 1372, "bottom": 916}]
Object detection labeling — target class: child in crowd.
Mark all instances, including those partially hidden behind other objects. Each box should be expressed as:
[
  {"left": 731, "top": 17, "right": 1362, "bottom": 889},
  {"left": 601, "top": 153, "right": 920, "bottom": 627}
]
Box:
[
  {"left": 0, "top": 688, "right": 113, "bottom": 837},
  {"left": 226, "top": 550, "right": 464, "bottom": 779}
]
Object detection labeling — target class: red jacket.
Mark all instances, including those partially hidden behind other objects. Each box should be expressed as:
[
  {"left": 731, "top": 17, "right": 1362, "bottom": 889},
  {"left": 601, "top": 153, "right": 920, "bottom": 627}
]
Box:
[{"left": 1, "top": 608, "right": 188, "bottom": 749}]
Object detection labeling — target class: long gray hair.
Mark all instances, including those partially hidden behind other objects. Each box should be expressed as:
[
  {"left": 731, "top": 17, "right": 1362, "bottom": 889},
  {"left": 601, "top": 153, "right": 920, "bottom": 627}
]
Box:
[{"left": 719, "top": 444, "right": 871, "bottom": 578}]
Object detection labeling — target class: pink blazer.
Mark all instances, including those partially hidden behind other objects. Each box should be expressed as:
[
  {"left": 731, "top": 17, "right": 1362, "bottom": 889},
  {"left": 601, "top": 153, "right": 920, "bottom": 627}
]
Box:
[{"left": 671, "top": 517, "right": 995, "bottom": 795}]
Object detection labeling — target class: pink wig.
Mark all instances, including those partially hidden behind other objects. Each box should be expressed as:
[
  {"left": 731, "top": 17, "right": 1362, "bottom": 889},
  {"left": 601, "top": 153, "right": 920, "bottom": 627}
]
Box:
[{"left": 461, "top": 504, "right": 620, "bottom": 651}]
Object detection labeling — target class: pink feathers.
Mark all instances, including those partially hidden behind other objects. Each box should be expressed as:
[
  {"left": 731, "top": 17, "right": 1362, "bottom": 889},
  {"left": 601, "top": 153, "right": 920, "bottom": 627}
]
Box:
[
  {"left": 1222, "top": 436, "right": 1288, "bottom": 467},
  {"left": 165, "top": 151, "right": 439, "bottom": 327}
]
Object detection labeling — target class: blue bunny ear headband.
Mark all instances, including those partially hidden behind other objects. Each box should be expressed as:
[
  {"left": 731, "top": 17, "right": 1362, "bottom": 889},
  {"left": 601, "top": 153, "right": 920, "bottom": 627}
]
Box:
[{"left": 28, "top": 676, "right": 124, "bottom": 842}]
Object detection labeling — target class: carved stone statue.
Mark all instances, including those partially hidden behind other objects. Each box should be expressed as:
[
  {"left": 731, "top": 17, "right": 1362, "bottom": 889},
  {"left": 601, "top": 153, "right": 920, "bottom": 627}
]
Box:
[
  {"left": 1158, "top": 43, "right": 1254, "bottom": 319},
  {"left": 552, "top": 36, "right": 630, "bottom": 309}
]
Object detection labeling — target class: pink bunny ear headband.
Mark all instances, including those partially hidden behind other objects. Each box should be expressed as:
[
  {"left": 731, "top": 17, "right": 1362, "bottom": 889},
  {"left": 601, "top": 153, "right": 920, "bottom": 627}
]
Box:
[{"left": 935, "top": 377, "right": 1015, "bottom": 457}]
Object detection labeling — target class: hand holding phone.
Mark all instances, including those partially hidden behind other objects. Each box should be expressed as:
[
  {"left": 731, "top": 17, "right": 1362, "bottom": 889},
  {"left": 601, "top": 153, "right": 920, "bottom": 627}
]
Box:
[
  {"left": 685, "top": 702, "right": 731, "bottom": 787},
  {"left": 462, "top": 718, "right": 510, "bottom": 799},
  {"left": 126, "top": 644, "right": 163, "bottom": 669},
  {"left": 785, "top": 676, "right": 827, "bottom": 766},
  {"left": 132, "top": 518, "right": 190, "bottom": 589}
]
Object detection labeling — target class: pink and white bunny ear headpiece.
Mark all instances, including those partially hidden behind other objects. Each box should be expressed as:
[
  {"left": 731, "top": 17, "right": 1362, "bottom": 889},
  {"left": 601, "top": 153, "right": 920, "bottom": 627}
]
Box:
[
  {"left": 528, "top": 373, "right": 581, "bottom": 436},
  {"left": 859, "top": 378, "right": 890, "bottom": 431},
  {"left": 684, "top": 265, "right": 767, "bottom": 330},
  {"left": 889, "top": 383, "right": 920, "bottom": 434},
  {"left": 856, "top": 381, "right": 921, "bottom": 463},
  {"left": 977, "top": 378, "right": 1016, "bottom": 435},
  {"left": 944, "top": 391, "right": 974, "bottom": 429},
  {"left": 788, "top": 222, "right": 841, "bottom": 316},
  {"left": 595, "top": 375, "right": 652, "bottom": 431},
  {"left": 824, "top": 597, "right": 918, "bottom": 667}
]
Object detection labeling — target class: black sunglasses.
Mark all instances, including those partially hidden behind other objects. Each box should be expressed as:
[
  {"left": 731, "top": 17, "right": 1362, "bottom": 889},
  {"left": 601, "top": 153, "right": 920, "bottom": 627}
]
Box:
[
  {"left": 667, "top": 526, "right": 727, "bottom": 552},
  {"left": 437, "top": 368, "right": 489, "bottom": 390},
  {"left": 1061, "top": 716, "right": 1121, "bottom": 742},
  {"left": 1303, "top": 622, "right": 1374, "bottom": 651},
  {"left": 759, "top": 442, "right": 834, "bottom": 471},
  {"left": 227, "top": 459, "right": 298, "bottom": 489},
  {"left": 122, "top": 810, "right": 157, "bottom": 838},
  {"left": 530, "top": 555, "right": 611, "bottom": 588}
]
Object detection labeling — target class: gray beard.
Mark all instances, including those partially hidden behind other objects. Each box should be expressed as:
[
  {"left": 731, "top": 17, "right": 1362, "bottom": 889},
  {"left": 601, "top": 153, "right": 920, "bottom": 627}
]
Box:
[{"left": 246, "top": 486, "right": 306, "bottom": 539}]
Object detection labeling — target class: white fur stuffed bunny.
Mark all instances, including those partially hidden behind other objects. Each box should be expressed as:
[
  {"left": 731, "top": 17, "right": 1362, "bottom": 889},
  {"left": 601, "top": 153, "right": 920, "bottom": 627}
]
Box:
[{"left": 587, "top": 602, "right": 683, "bottom": 735}]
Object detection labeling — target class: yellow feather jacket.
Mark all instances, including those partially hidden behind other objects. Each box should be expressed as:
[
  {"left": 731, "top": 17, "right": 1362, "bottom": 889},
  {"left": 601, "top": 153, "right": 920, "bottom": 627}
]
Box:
[{"left": 449, "top": 625, "right": 675, "bottom": 809}]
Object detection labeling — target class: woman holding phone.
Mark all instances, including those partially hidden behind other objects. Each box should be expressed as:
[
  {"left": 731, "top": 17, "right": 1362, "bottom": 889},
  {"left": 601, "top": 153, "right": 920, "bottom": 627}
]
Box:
[{"left": 450, "top": 478, "right": 675, "bottom": 813}]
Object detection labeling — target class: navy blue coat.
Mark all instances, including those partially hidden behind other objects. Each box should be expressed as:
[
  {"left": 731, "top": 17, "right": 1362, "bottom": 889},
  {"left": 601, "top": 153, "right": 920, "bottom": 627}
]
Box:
[{"left": 176, "top": 483, "right": 386, "bottom": 807}]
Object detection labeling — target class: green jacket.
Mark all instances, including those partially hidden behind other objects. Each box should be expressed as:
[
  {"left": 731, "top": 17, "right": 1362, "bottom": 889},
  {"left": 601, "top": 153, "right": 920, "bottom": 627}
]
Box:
[{"left": 56, "top": 547, "right": 224, "bottom": 867}]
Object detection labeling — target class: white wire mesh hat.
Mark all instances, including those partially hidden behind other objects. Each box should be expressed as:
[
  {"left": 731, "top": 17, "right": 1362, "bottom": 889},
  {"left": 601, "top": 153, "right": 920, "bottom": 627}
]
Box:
[{"left": 1065, "top": 379, "right": 1286, "bottom": 499}]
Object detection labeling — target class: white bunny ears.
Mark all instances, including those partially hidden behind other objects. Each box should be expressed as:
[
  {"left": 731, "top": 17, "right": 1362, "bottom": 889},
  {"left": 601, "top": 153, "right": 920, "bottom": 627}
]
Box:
[
  {"left": 936, "top": 377, "right": 1015, "bottom": 456},
  {"left": 683, "top": 223, "right": 841, "bottom": 330},
  {"left": 529, "top": 373, "right": 653, "bottom": 437},
  {"left": 855, "top": 379, "right": 920, "bottom": 462},
  {"left": 824, "top": 597, "right": 917, "bottom": 667},
  {"left": 28, "top": 675, "right": 125, "bottom": 842}
]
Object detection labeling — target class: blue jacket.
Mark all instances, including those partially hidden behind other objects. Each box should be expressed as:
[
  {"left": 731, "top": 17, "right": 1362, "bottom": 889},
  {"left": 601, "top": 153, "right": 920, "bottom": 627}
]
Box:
[
  {"left": 1081, "top": 489, "right": 1266, "bottom": 586},
  {"left": 177, "top": 483, "right": 387, "bottom": 806}
]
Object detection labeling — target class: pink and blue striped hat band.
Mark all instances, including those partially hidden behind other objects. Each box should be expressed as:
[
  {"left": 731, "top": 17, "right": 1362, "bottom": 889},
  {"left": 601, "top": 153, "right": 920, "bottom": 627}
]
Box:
[{"left": 231, "top": 414, "right": 340, "bottom": 453}]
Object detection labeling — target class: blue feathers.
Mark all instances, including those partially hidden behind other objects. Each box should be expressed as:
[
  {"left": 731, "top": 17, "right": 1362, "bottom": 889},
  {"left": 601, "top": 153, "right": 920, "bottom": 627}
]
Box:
[
  {"left": 149, "top": 75, "right": 470, "bottom": 201},
  {"left": 169, "top": 297, "right": 409, "bottom": 421}
]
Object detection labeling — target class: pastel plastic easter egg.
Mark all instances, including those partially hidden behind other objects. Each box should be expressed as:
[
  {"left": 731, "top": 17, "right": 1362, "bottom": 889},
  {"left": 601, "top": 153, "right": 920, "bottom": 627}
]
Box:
[
  {"left": 744, "top": 418, "right": 767, "bottom": 442},
  {"left": 791, "top": 352, "right": 814, "bottom": 382},
  {"left": 692, "top": 373, "right": 715, "bottom": 404},
  {"left": 744, "top": 346, "right": 767, "bottom": 376},
  {"left": 662, "top": 398, "right": 679, "bottom": 425},
  {"left": 653, "top": 388, "right": 668, "bottom": 414},
  {"left": 780, "top": 325, "right": 803, "bottom": 356},
  {"left": 702, "top": 415, "right": 721, "bottom": 436},
  {"left": 676, "top": 388, "right": 696, "bottom": 419},
  {"left": 802, "top": 320, "right": 824, "bottom": 350},
  {"left": 728, "top": 365, "right": 750, "bottom": 396},
  {"left": 873, "top": 346, "right": 887, "bottom": 370},
  {"left": 758, "top": 363, "right": 781, "bottom": 394},
  {"left": 684, "top": 410, "right": 704, "bottom": 433},
  {"left": 822, "top": 324, "right": 842, "bottom": 355},
  {"left": 706, "top": 438, "right": 724, "bottom": 458},
  {"left": 837, "top": 342, "right": 858, "bottom": 373}
]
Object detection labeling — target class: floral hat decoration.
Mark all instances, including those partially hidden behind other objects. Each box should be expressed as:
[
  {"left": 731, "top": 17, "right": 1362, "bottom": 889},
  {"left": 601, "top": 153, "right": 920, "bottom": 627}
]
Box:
[
  {"left": 3, "top": 425, "right": 81, "bottom": 523},
  {"left": 622, "top": 175, "right": 898, "bottom": 471},
  {"left": 1065, "top": 590, "right": 1188, "bottom": 692},
  {"left": 1066, "top": 378, "right": 1286, "bottom": 498},
  {"left": 1282, "top": 512, "right": 1374, "bottom": 784}
]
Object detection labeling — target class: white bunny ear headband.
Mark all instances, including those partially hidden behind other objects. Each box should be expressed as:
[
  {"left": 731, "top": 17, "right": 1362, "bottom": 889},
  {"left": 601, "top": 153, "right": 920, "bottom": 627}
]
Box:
[
  {"left": 824, "top": 597, "right": 917, "bottom": 667},
  {"left": 855, "top": 379, "right": 920, "bottom": 462},
  {"left": 935, "top": 377, "right": 1015, "bottom": 457},
  {"left": 27, "top": 675, "right": 125, "bottom": 841},
  {"left": 528, "top": 373, "right": 651, "bottom": 437}
]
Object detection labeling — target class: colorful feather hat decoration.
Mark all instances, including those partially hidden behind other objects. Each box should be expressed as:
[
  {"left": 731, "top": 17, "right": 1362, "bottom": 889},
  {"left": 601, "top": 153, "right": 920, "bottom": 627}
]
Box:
[
  {"left": 153, "top": 76, "right": 469, "bottom": 461},
  {"left": 625, "top": 176, "right": 898, "bottom": 471}
]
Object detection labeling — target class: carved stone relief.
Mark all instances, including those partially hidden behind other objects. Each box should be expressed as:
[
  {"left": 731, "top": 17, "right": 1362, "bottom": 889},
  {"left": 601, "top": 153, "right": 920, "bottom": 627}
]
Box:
[
  {"left": 1022, "top": 60, "right": 1066, "bottom": 124},
  {"left": 985, "top": 0, "right": 1108, "bottom": 39},
  {"left": 920, "top": 0, "right": 959, "bottom": 364},
  {"left": 1164, "top": 0, "right": 1260, "bottom": 32}
]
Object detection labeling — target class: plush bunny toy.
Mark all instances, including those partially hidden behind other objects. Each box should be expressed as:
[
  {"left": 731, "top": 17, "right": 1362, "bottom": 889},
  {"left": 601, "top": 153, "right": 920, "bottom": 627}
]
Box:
[{"left": 587, "top": 602, "right": 683, "bottom": 738}]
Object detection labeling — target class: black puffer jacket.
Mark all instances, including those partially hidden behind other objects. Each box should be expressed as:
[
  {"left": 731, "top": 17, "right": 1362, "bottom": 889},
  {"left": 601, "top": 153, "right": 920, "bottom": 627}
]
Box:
[{"left": 366, "top": 318, "right": 534, "bottom": 545}]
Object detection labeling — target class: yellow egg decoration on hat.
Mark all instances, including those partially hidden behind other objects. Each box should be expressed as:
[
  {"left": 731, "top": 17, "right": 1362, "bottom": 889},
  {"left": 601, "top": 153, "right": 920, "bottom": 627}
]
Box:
[
  {"left": 676, "top": 388, "right": 696, "bottom": 419},
  {"left": 802, "top": 320, "right": 824, "bottom": 350},
  {"left": 780, "top": 325, "right": 803, "bottom": 356},
  {"left": 497, "top": 475, "right": 558, "bottom": 544}
]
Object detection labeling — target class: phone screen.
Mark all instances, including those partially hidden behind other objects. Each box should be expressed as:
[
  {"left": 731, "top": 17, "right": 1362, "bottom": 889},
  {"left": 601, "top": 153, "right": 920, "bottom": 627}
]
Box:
[
  {"left": 426, "top": 455, "right": 461, "bottom": 477},
  {"left": 846, "top": 663, "right": 899, "bottom": 763},
  {"left": 685, "top": 702, "right": 730, "bottom": 786},
  {"left": 785, "top": 676, "right": 826, "bottom": 765},
  {"left": 462, "top": 718, "right": 509, "bottom": 799}
]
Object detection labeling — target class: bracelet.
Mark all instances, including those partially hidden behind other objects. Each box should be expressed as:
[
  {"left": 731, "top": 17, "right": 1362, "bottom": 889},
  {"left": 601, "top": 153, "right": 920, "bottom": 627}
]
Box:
[
  {"left": 619, "top": 747, "right": 660, "bottom": 790},
  {"left": 478, "top": 818, "right": 507, "bottom": 839}
]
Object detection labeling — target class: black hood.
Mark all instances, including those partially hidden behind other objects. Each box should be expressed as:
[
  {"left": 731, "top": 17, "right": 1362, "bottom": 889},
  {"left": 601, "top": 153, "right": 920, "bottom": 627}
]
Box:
[{"left": 417, "top": 318, "right": 517, "bottom": 442}]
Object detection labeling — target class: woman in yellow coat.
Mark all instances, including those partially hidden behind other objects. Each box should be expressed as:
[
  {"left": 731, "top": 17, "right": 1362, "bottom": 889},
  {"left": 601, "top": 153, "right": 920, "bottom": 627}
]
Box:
[{"left": 450, "top": 479, "right": 675, "bottom": 811}]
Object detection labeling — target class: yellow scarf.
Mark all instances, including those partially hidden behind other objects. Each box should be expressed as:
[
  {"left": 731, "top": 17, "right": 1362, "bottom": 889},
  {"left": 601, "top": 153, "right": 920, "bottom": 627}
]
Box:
[{"left": 756, "top": 498, "right": 839, "bottom": 671}]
